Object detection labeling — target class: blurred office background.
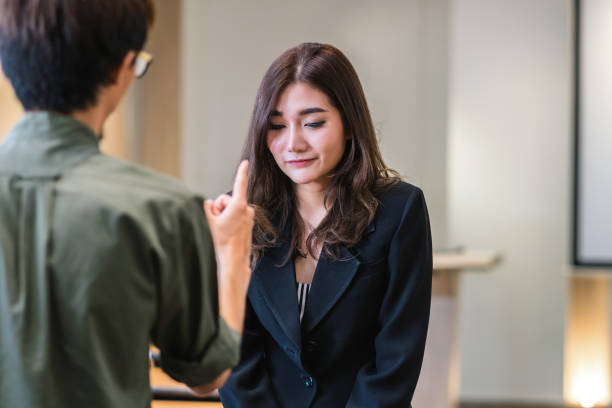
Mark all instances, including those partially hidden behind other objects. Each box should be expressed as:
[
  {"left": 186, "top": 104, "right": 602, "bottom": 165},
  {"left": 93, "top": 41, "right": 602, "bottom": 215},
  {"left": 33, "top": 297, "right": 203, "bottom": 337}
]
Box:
[{"left": 1, "top": 0, "right": 610, "bottom": 407}]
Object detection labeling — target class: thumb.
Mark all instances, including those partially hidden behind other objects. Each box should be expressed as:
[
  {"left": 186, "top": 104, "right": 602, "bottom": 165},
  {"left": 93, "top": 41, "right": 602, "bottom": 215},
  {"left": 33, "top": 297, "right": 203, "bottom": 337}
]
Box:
[{"left": 203, "top": 199, "right": 216, "bottom": 221}]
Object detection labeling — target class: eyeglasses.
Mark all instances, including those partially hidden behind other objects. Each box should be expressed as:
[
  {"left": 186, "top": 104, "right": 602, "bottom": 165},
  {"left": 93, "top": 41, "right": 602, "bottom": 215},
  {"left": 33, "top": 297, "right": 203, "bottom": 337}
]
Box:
[{"left": 134, "top": 51, "right": 154, "bottom": 79}]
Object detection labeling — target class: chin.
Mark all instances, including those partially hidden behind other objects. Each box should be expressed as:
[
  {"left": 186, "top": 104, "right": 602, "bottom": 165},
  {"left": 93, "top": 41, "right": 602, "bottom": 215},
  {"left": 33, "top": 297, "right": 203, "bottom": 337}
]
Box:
[
  {"left": 288, "top": 175, "right": 317, "bottom": 185},
  {"left": 285, "top": 171, "right": 331, "bottom": 188}
]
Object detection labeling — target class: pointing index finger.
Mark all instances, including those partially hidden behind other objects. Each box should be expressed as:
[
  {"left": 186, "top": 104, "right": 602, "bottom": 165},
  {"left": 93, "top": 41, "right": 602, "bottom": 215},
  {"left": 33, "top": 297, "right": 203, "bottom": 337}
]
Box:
[{"left": 231, "top": 160, "right": 249, "bottom": 203}]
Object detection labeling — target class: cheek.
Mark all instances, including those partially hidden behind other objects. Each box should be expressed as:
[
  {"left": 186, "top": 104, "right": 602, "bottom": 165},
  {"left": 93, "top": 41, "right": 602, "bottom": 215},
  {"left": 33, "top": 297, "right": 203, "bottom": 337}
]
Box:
[
  {"left": 266, "top": 134, "right": 283, "bottom": 163},
  {"left": 318, "top": 129, "right": 346, "bottom": 161},
  {"left": 328, "top": 141, "right": 346, "bottom": 166}
]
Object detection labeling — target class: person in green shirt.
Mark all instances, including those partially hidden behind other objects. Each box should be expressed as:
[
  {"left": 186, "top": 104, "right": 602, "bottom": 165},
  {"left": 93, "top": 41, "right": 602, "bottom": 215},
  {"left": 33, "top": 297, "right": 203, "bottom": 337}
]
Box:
[{"left": 0, "top": 1, "right": 254, "bottom": 407}]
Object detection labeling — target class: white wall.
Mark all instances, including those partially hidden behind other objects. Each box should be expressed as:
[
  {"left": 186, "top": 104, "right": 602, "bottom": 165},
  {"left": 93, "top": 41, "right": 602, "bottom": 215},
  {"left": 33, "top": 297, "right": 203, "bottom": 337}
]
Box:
[
  {"left": 180, "top": 0, "right": 450, "bottom": 249},
  {"left": 577, "top": 0, "right": 612, "bottom": 264},
  {"left": 449, "top": 0, "right": 571, "bottom": 402}
]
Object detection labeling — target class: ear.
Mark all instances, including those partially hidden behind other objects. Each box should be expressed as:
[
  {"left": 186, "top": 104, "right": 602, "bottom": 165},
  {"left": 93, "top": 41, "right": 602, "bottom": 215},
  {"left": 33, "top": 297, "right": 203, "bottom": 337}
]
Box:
[{"left": 110, "top": 50, "right": 137, "bottom": 85}]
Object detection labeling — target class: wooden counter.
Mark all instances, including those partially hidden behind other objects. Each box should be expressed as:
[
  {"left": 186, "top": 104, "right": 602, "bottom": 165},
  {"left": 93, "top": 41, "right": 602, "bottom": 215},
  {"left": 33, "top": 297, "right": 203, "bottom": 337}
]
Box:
[{"left": 150, "top": 350, "right": 221, "bottom": 408}]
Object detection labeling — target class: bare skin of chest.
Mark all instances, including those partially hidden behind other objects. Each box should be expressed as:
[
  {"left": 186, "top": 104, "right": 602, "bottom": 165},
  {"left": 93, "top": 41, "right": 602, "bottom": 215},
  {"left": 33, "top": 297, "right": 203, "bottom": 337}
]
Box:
[{"left": 294, "top": 252, "right": 319, "bottom": 284}]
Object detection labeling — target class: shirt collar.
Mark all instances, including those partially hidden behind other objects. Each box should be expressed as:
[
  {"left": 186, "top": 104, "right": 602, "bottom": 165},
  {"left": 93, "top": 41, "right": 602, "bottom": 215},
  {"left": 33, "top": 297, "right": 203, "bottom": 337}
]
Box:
[{"left": 0, "top": 112, "right": 100, "bottom": 177}]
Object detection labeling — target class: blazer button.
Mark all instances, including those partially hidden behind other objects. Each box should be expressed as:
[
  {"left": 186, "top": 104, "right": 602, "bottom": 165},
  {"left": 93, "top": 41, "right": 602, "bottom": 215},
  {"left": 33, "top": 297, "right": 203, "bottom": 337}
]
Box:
[
  {"left": 303, "top": 376, "right": 313, "bottom": 388},
  {"left": 305, "top": 340, "right": 318, "bottom": 352}
]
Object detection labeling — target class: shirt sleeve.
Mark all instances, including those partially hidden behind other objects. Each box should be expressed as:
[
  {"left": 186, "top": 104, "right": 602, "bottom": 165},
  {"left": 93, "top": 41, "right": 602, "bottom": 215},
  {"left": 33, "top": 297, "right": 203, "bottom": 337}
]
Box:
[{"left": 149, "top": 195, "right": 241, "bottom": 387}]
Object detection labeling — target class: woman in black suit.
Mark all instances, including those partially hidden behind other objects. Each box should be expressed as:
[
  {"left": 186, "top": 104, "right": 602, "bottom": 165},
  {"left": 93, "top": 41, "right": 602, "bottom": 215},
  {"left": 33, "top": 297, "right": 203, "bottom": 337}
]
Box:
[{"left": 219, "top": 43, "right": 432, "bottom": 407}]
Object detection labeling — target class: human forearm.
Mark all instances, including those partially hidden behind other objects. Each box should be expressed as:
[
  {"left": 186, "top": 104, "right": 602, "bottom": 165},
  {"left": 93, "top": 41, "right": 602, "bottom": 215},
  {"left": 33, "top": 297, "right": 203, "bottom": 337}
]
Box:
[
  {"left": 203, "top": 160, "right": 254, "bottom": 334},
  {"left": 217, "top": 254, "right": 251, "bottom": 334},
  {"left": 190, "top": 369, "right": 232, "bottom": 396}
]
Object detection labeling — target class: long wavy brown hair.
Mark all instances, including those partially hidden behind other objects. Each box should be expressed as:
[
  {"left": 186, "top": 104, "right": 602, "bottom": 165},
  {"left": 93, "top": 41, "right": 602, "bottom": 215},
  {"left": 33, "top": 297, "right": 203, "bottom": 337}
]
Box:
[{"left": 242, "top": 43, "right": 400, "bottom": 264}]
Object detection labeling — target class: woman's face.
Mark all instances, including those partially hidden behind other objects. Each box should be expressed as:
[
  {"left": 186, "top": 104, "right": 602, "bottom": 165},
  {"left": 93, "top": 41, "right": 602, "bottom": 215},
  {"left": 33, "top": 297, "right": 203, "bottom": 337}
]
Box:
[{"left": 266, "top": 82, "right": 347, "bottom": 190}]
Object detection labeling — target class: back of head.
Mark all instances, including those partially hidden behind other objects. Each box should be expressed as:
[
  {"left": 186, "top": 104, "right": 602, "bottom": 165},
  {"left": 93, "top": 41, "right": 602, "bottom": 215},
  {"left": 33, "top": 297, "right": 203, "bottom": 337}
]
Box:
[{"left": 0, "top": 0, "right": 154, "bottom": 114}]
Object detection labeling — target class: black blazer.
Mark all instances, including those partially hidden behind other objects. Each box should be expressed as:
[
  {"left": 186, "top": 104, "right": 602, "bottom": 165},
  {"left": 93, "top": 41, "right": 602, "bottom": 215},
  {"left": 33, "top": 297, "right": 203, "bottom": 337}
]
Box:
[{"left": 219, "top": 182, "right": 432, "bottom": 407}]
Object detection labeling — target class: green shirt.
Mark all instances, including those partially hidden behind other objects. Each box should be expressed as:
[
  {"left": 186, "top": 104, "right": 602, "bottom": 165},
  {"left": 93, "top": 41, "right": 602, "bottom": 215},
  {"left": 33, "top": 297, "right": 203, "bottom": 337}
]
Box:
[{"left": 0, "top": 113, "right": 240, "bottom": 408}]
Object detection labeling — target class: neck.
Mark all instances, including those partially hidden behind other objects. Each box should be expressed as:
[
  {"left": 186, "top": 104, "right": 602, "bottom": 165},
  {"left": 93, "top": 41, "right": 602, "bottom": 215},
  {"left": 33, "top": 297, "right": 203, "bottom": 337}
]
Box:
[
  {"left": 294, "top": 182, "right": 329, "bottom": 228},
  {"left": 70, "top": 104, "right": 108, "bottom": 136}
]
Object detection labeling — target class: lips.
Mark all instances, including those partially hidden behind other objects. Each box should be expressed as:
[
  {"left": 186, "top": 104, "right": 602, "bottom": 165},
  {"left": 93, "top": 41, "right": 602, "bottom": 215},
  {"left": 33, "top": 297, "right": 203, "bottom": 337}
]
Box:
[{"left": 286, "top": 158, "right": 316, "bottom": 168}]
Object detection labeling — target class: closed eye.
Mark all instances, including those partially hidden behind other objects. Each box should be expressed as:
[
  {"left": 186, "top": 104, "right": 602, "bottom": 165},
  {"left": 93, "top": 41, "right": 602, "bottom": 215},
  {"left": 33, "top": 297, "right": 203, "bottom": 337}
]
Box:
[
  {"left": 269, "top": 124, "right": 285, "bottom": 130},
  {"left": 305, "top": 121, "right": 325, "bottom": 128}
]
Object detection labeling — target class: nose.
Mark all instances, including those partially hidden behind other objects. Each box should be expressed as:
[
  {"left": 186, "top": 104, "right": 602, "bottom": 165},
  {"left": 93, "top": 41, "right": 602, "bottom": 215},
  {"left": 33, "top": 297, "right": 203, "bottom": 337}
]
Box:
[{"left": 287, "top": 123, "right": 307, "bottom": 153}]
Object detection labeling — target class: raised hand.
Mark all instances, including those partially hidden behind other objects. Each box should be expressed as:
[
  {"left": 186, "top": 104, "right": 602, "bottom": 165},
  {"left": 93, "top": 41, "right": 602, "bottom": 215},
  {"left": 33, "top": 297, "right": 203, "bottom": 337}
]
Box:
[
  {"left": 203, "top": 160, "right": 254, "bottom": 334},
  {"left": 203, "top": 160, "right": 253, "bottom": 256}
]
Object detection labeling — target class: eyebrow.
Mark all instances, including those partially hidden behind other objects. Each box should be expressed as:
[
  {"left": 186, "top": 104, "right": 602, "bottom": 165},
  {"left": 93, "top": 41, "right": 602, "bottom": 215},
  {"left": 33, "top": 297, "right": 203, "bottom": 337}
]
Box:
[{"left": 269, "top": 107, "right": 327, "bottom": 117}]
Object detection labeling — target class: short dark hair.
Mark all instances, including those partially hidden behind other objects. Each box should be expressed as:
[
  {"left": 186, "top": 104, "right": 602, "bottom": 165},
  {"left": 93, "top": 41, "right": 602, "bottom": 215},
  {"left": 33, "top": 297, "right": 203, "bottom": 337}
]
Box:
[{"left": 0, "top": 0, "right": 154, "bottom": 113}]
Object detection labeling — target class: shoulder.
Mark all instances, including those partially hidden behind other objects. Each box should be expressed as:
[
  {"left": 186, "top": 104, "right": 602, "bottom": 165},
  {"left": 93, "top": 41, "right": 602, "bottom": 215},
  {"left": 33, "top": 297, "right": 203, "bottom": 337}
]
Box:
[
  {"left": 356, "top": 181, "right": 427, "bottom": 246},
  {"left": 352, "top": 181, "right": 429, "bottom": 265},
  {"left": 376, "top": 181, "right": 426, "bottom": 220},
  {"left": 58, "top": 153, "right": 203, "bottom": 223}
]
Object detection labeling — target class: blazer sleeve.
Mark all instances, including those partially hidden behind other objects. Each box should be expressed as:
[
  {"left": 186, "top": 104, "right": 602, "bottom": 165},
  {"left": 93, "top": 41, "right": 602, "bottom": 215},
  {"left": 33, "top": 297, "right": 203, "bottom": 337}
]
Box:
[
  {"left": 219, "top": 297, "right": 282, "bottom": 408},
  {"left": 346, "top": 187, "right": 432, "bottom": 408}
]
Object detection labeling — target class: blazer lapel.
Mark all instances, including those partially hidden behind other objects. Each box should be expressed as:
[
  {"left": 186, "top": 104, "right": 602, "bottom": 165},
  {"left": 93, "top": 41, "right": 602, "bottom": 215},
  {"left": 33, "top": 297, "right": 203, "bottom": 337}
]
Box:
[
  {"left": 301, "top": 245, "right": 361, "bottom": 335},
  {"left": 252, "top": 238, "right": 302, "bottom": 351},
  {"left": 251, "top": 219, "right": 373, "bottom": 346}
]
